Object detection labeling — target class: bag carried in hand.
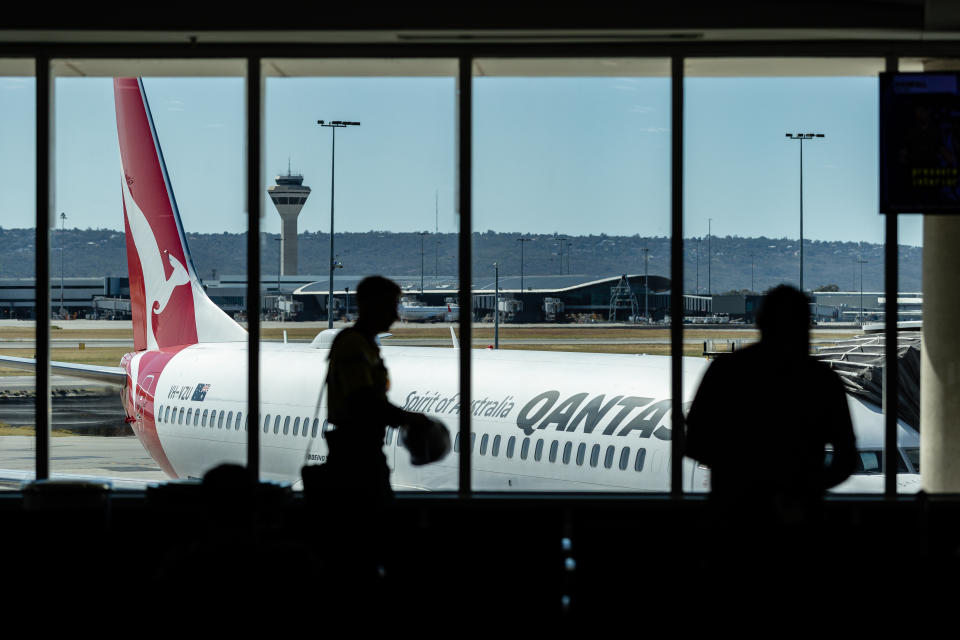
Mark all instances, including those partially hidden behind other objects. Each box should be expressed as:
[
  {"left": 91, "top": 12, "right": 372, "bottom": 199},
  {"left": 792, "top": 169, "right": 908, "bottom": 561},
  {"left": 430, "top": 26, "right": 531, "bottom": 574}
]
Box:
[{"left": 400, "top": 417, "right": 452, "bottom": 466}]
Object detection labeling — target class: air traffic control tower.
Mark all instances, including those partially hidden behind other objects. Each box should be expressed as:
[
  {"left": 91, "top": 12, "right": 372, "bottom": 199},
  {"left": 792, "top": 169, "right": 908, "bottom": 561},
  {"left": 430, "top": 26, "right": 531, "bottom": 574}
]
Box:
[{"left": 268, "top": 165, "right": 311, "bottom": 275}]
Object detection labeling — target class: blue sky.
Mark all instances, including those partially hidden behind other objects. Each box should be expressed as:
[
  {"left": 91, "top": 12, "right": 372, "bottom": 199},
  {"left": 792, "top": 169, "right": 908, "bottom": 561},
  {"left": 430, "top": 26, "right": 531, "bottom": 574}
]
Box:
[{"left": 0, "top": 74, "right": 922, "bottom": 246}]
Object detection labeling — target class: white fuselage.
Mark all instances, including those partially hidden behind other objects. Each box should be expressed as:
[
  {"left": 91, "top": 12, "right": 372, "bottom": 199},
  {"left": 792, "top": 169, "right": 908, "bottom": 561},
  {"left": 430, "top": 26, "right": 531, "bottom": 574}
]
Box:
[
  {"left": 140, "top": 343, "right": 700, "bottom": 490},
  {"left": 138, "top": 342, "right": 921, "bottom": 493}
]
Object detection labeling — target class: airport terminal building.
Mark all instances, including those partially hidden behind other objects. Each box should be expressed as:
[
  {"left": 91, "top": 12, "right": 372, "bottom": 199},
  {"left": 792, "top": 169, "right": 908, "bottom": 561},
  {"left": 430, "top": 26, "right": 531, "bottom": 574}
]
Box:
[{"left": 6, "top": 5, "right": 960, "bottom": 619}]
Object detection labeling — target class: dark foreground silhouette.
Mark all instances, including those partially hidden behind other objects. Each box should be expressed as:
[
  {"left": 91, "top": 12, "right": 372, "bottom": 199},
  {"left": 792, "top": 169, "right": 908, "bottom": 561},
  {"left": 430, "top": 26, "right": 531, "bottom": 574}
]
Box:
[
  {"left": 302, "top": 276, "right": 433, "bottom": 613},
  {"left": 685, "top": 285, "right": 857, "bottom": 605}
]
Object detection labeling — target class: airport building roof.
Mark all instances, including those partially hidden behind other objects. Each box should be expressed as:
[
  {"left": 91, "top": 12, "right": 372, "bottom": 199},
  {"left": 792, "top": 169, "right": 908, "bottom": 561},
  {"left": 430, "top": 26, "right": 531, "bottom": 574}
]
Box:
[{"left": 291, "top": 273, "right": 671, "bottom": 296}]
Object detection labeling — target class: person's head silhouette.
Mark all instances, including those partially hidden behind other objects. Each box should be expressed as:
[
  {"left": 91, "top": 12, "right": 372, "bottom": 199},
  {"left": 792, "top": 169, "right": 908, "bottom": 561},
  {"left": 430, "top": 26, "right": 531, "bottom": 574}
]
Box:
[
  {"left": 756, "top": 285, "right": 810, "bottom": 355},
  {"left": 356, "top": 275, "right": 402, "bottom": 334}
]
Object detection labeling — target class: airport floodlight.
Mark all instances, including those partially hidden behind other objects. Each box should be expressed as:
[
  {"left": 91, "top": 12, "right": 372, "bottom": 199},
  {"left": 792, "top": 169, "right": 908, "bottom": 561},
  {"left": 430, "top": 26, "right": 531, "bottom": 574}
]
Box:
[
  {"left": 517, "top": 237, "right": 531, "bottom": 291},
  {"left": 785, "top": 132, "right": 826, "bottom": 292},
  {"left": 318, "top": 118, "right": 361, "bottom": 328}
]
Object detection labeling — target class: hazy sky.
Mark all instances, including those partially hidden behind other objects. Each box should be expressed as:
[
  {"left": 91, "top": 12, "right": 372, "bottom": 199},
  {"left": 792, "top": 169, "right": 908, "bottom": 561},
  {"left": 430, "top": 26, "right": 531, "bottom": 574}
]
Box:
[{"left": 0, "top": 73, "right": 922, "bottom": 245}]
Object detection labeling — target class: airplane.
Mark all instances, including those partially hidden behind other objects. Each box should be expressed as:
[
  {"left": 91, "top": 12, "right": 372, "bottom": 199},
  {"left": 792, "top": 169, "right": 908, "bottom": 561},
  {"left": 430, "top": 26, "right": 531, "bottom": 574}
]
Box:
[
  {"left": 0, "top": 77, "right": 922, "bottom": 494},
  {"left": 397, "top": 299, "right": 460, "bottom": 323}
]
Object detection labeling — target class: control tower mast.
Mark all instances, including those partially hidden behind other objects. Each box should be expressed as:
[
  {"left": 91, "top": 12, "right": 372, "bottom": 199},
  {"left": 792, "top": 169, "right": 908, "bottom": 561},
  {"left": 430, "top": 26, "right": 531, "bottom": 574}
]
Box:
[{"left": 267, "top": 161, "right": 311, "bottom": 276}]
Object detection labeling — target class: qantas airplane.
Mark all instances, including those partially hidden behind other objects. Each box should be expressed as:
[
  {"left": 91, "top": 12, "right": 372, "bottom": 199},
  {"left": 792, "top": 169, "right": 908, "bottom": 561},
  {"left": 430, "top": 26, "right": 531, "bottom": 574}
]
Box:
[{"left": 0, "top": 77, "right": 921, "bottom": 493}]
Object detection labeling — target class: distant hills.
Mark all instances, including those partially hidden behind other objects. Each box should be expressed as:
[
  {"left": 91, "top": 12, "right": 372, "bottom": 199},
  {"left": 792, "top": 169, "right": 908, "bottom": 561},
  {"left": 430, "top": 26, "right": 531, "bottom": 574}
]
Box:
[{"left": 0, "top": 227, "right": 922, "bottom": 294}]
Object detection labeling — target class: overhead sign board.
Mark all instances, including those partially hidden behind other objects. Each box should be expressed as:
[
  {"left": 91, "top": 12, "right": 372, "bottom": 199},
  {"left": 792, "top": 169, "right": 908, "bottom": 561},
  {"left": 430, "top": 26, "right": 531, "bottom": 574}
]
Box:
[{"left": 880, "top": 72, "right": 960, "bottom": 214}]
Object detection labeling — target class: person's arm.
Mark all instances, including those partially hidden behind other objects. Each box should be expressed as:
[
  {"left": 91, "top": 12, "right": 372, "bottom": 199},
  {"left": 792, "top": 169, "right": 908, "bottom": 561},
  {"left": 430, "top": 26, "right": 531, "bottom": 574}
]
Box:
[
  {"left": 684, "top": 358, "right": 725, "bottom": 467},
  {"left": 821, "top": 373, "right": 857, "bottom": 490}
]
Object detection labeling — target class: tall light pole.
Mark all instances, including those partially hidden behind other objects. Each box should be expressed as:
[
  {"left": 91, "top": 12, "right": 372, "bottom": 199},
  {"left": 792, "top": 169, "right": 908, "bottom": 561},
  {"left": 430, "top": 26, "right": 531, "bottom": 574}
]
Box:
[
  {"left": 566, "top": 241, "right": 573, "bottom": 275},
  {"left": 318, "top": 119, "right": 360, "bottom": 328},
  {"left": 696, "top": 237, "right": 700, "bottom": 294},
  {"left": 857, "top": 257, "right": 868, "bottom": 326},
  {"left": 556, "top": 235, "right": 567, "bottom": 275},
  {"left": 517, "top": 237, "right": 531, "bottom": 292},
  {"left": 707, "top": 219, "right": 712, "bottom": 296},
  {"left": 493, "top": 261, "right": 499, "bottom": 349},
  {"left": 786, "top": 132, "right": 825, "bottom": 293},
  {"left": 642, "top": 246, "right": 650, "bottom": 321},
  {"left": 434, "top": 190, "right": 439, "bottom": 286},
  {"left": 419, "top": 231, "right": 428, "bottom": 294},
  {"left": 59, "top": 212, "right": 66, "bottom": 318}
]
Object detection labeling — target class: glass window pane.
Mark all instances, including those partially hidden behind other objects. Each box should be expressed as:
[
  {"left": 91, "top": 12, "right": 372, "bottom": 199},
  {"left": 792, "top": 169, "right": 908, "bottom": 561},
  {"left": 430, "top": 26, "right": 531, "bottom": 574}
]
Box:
[
  {"left": 264, "top": 59, "right": 457, "bottom": 490},
  {"left": 682, "top": 58, "right": 919, "bottom": 495},
  {"left": 480, "top": 433, "right": 489, "bottom": 455},
  {"left": 492, "top": 434, "right": 501, "bottom": 457},
  {"left": 471, "top": 58, "right": 672, "bottom": 492},
  {"left": 0, "top": 66, "right": 35, "bottom": 489},
  {"left": 620, "top": 446, "right": 631, "bottom": 471},
  {"left": 562, "top": 441, "right": 572, "bottom": 464},
  {"left": 45, "top": 65, "right": 247, "bottom": 485}
]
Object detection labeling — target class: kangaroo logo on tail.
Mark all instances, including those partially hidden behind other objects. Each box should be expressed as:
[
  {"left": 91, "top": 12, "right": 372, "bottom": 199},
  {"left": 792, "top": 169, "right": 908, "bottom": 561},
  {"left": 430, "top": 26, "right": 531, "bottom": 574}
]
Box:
[{"left": 115, "top": 77, "right": 247, "bottom": 351}]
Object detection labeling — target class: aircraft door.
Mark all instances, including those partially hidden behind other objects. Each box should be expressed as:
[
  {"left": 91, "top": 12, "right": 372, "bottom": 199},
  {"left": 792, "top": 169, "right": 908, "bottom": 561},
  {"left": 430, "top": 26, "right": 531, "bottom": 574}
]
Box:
[
  {"left": 384, "top": 426, "right": 397, "bottom": 472},
  {"left": 690, "top": 462, "right": 710, "bottom": 493}
]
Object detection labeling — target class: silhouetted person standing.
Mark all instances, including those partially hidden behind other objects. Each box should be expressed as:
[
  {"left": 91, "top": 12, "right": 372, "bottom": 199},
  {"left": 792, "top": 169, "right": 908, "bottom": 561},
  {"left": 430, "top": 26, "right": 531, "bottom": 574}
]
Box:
[
  {"left": 303, "top": 275, "right": 431, "bottom": 609},
  {"left": 685, "top": 285, "right": 856, "bottom": 601}
]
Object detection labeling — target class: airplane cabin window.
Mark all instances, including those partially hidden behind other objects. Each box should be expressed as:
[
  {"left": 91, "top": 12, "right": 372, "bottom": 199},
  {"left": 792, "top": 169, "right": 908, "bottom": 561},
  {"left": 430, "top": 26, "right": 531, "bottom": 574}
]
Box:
[
  {"left": 562, "top": 442, "right": 572, "bottom": 464},
  {"left": 165, "top": 406, "right": 171, "bottom": 423},
  {"left": 312, "top": 419, "right": 320, "bottom": 438},
  {"left": 227, "top": 411, "right": 233, "bottom": 429},
  {"left": 619, "top": 447, "right": 630, "bottom": 471},
  {"left": 263, "top": 414, "right": 270, "bottom": 433},
  {"left": 178, "top": 407, "right": 184, "bottom": 425},
  {"left": 577, "top": 443, "right": 586, "bottom": 466},
  {"left": 480, "top": 434, "right": 489, "bottom": 455},
  {"left": 202, "top": 409, "right": 209, "bottom": 427},
  {"left": 454, "top": 433, "right": 460, "bottom": 453},
  {"left": 521, "top": 438, "right": 530, "bottom": 460},
  {"left": 549, "top": 440, "right": 558, "bottom": 463},
  {"left": 194, "top": 410, "right": 200, "bottom": 427},
  {"left": 293, "top": 417, "right": 300, "bottom": 436},
  {"left": 492, "top": 435, "right": 501, "bottom": 457},
  {"left": 604, "top": 446, "right": 615, "bottom": 469},
  {"left": 244, "top": 415, "right": 248, "bottom": 431},
  {"left": 470, "top": 432, "right": 476, "bottom": 452},
  {"left": 186, "top": 408, "right": 193, "bottom": 424},
  {"left": 218, "top": 411, "right": 225, "bottom": 429},
  {"left": 534, "top": 439, "right": 544, "bottom": 462},
  {"left": 506, "top": 436, "right": 516, "bottom": 458},
  {"left": 283, "top": 416, "right": 290, "bottom": 435},
  {"left": 590, "top": 445, "right": 600, "bottom": 468},
  {"left": 236, "top": 412, "right": 242, "bottom": 430},
  {"left": 273, "top": 415, "right": 281, "bottom": 435},
  {"left": 635, "top": 448, "right": 646, "bottom": 472}
]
